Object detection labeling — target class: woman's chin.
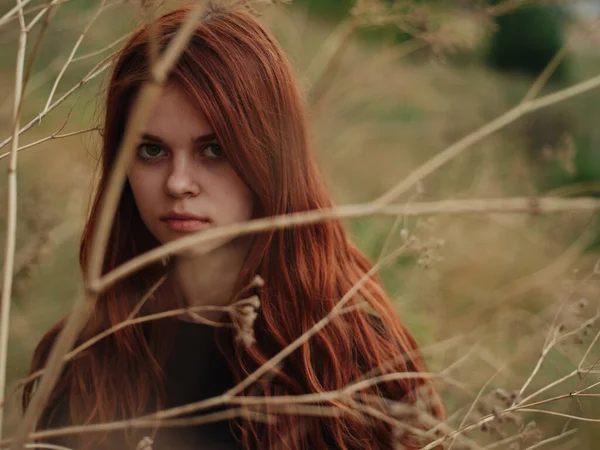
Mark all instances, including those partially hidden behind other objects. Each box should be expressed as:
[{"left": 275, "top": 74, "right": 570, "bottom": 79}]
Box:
[
  {"left": 170, "top": 237, "right": 233, "bottom": 259},
  {"left": 153, "top": 224, "right": 240, "bottom": 258}
]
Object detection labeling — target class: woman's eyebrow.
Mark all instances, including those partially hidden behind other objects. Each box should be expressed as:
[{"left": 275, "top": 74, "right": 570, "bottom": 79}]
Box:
[
  {"left": 193, "top": 133, "right": 216, "bottom": 144},
  {"left": 141, "top": 133, "right": 164, "bottom": 143},
  {"left": 140, "top": 133, "right": 216, "bottom": 144}
]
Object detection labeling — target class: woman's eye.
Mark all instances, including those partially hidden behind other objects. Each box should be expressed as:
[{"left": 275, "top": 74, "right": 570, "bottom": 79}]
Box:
[
  {"left": 138, "top": 143, "right": 166, "bottom": 159},
  {"left": 203, "top": 143, "right": 224, "bottom": 160}
]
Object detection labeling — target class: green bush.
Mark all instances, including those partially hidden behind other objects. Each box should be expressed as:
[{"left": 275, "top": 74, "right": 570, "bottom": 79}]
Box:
[{"left": 486, "top": 4, "right": 568, "bottom": 81}]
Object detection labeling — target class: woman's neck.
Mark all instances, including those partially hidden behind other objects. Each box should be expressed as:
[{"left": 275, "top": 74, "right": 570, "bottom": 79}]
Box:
[{"left": 170, "top": 238, "right": 250, "bottom": 320}]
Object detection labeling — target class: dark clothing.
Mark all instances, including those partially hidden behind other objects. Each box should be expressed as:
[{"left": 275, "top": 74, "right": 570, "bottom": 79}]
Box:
[
  {"left": 38, "top": 320, "right": 242, "bottom": 450},
  {"left": 152, "top": 320, "right": 241, "bottom": 450},
  {"left": 34, "top": 315, "right": 413, "bottom": 450}
]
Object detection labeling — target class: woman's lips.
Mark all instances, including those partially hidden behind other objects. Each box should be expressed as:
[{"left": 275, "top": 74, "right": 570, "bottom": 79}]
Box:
[{"left": 162, "top": 218, "right": 211, "bottom": 232}]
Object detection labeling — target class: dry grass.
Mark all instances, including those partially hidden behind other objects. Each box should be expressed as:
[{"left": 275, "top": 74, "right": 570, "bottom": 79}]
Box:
[{"left": 1, "top": 0, "right": 600, "bottom": 448}]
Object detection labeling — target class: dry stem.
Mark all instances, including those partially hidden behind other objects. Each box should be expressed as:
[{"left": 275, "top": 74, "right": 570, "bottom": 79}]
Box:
[
  {"left": 6, "top": 3, "right": 600, "bottom": 449},
  {"left": 0, "top": 128, "right": 100, "bottom": 161},
  {"left": 43, "top": 0, "right": 120, "bottom": 111},
  {"left": 0, "top": 56, "right": 112, "bottom": 152},
  {"left": 0, "top": 0, "right": 27, "bottom": 440},
  {"left": 96, "top": 196, "right": 600, "bottom": 293}
]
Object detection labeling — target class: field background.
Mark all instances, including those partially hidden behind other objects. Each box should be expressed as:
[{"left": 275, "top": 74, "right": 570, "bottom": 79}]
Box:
[{"left": 2, "top": 0, "right": 600, "bottom": 448}]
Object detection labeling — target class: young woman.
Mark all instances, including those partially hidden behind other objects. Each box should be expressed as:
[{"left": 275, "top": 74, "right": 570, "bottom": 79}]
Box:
[{"left": 23, "top": 4, "right": 444, "bottom": 449}]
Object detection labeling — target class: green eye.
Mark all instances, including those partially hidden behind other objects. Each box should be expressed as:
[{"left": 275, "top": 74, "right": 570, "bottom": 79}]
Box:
[
  {"left": 204, "top": 143, "right": 224, "bottom": 159},
  {"left": 138, "top": 143, "right": 166, "bottom": 159}
]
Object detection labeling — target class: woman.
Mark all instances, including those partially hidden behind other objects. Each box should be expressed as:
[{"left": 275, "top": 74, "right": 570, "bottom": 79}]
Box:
[{"left": 23, "top": 4, "right": 444, "bottom": 449}]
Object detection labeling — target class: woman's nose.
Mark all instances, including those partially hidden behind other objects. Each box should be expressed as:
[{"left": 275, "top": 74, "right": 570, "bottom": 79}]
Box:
[{"left": 165, "top": 155, "right": 200, "bottom": 198}]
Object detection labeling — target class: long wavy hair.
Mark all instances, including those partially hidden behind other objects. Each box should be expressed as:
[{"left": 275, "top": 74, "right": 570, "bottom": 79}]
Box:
[{"left": 23, "top": 4, "right": 444, "bottom": 449}]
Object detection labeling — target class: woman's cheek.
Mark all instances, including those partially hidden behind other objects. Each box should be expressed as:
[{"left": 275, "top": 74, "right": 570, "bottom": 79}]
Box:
[
  {"left": 131, "top": 167, "right": 159, "bottom": 199},
  {"left": 129, "top": 171, "right": 158, "bottom": 219}
]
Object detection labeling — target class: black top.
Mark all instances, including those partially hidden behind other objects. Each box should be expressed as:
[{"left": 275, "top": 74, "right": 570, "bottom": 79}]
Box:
[
  {"left": 38, "top": 320, "right": 242, "bottom": 450},
  {"left": 151, "top": 320, "right": 241, "bottom": 450},
  {"left": 35, "top": 315, "right": 407, "bottom": 449}
]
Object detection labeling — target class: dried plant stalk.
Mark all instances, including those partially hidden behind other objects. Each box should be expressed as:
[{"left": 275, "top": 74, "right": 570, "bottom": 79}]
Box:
[
  {"left": 0, "top": 56, "right": 112, "bottom": 152},
  {"left": 0, "top": 0, "right": 28, "bottom": 441},
  {"left": 97, "top": 195, "right": 600, "bottom": 293},
  {"left": 5, "top": 3, "right": 600, "bottom": 449}
]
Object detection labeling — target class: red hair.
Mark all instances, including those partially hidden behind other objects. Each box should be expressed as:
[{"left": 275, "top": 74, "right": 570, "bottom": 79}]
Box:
[{"left": 23, "top": 4, "right": 444, "bottom": 449}]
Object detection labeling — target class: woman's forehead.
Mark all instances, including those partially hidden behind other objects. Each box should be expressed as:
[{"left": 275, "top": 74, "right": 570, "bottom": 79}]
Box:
[{"left": 143, "top": 85, "right": 214, "bottom": 144}]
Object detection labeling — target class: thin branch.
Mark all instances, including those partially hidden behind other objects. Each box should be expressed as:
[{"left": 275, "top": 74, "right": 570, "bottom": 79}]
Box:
[
  {"left": 0, "top": 56, "right": 112, "bottom": 152},
  {"left": 422, "top": 374, "right": 594, "bottom": 450},
  {"left": 479, "top": 222, "right": 596, "bottom": 320},
  {"left": 520, "top": 19, "right": 600, "bottom": 104},
  {"left": 521, "top": 44, "right": 569, "bottom": 104},
  {"left": 95, "top": 196, "right": 600, "bottom": 294},
  {"left": 573, "top": 378, "right": 600, "bottom": 396},
  {"left": 43, "top": 0, "right": 119, "bottom": 111},
  {"left": 3, "top": 255, "right": 259, "bottom": 399},
  {"left": 544, "top": 262, "right": 599, "bottom": 349},
  {"left": 485, "top": 0, "right": 540, "bottom": 16},
  {"left": 0, "top": 0, "right": 27, "bottom": 440},
  {"left": 448, "top": 366, "right": 504, "bottom": 450},
  {"left": 308, "top": 17, "right": 358, "bottom": 108},
  {"left": 516, "top": 309, "right": 600, "bottom": 403},
  {"left": 421, "top": 326, "right": 600, "bottom": 450},
  {"left": 7, "top": 289, "right": 94, "bottom": 450},
  {"left": 376, "top": 214, "right": 403, "bottom": 264},
  {"left": 2, "top": 364, "right": 462, "bottom": 443},
  {"left": 0, "top": 302, "right": 237, "bottom": 409},
  {"left": 126, "top": 275, "right": 167, "bottom": 320},
  {"left": 418, "top": 407, "right": 517, "bottom": 450},
  {"left": 1, "top": 407, "right": 274, "bottom": 445},
  {"left": 371, "top": 73, "right": 600, "bottom": 208},
  {"left": 26, "top": 0, "right": 69, "bottom": 31},
  {"left": 512, "top": 369, "right": 600, "bottom": 413},
  {"left": 71, "top": 33, "right": 129, "bottom": 62},
  {"left": 483, "top": 433, "right": 525, "bottom": 450},
  {"left": 21, "top": 0, "right": 58, "bottom": 96},
  {"left": 0, "top": 0, "right": 34, "bottom": 28},
  {"left": 141, "top": 241, "right": 412, "bottom": 423},
  {"left": 4, "top": 398, "right": 456, "bottom": 445},
  {"left": 0, "top": 127, "right": 100, "bottom": 161},
  {"left": 518, "top": 408, "right": 600, "bottom": 423},
  {"left": 376, "top": 189, "right": 421, "bottom": 264},
  {"left": 346, "top": 346, "right": 475, "bottom": 401},
  {"left": 0, "top": 0, "right": 81, "bottom": 29},
  {"left": 524, "top": 428, "right": 578, "bottom": 450},
  {"left": 24, "top": 444, "right": 74, "bottom": 450},
  {"left": 519, "top": 370, "right": 578, "bottom": 406},
  {"left": 574, "top": 309, "right": 600, "bottom": 389}
]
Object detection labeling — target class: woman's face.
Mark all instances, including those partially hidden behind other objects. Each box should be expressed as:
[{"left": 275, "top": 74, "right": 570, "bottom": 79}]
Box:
[{"left": 127, "top": 85, "right": 254, "bottom": 251}]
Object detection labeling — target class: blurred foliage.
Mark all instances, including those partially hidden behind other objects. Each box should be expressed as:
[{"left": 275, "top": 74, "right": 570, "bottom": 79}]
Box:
[
  {"left": 486, "top": 2, "right": 569, "bottom": 81},
  {"left": 293, "top": 0, "right": 445, "bottom": 20},
  {"left": 293, "top": 0, "right": 354, "bottom": 21},
  {"left": 3, "top": 1, "right": 600, "bottom": 446},
  {"left": 292, "top": 0, "right": 444, "bottom": 44}
]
